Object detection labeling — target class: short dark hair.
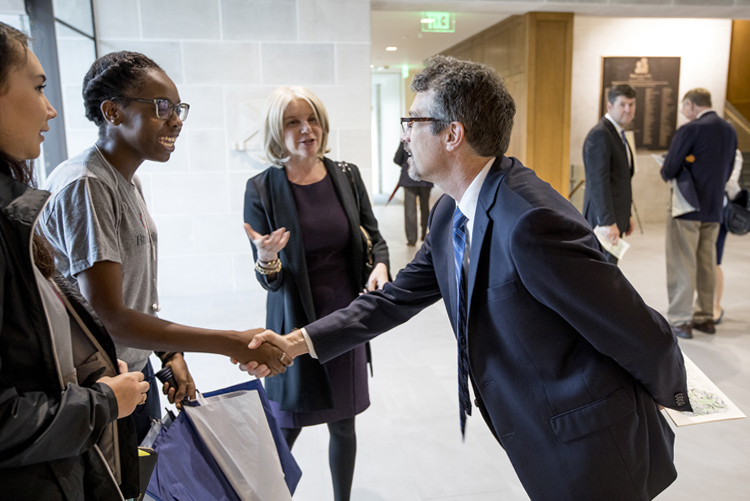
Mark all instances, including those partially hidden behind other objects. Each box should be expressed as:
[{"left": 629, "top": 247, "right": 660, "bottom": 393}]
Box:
[
  {"left": 82, "top": 51, "right": 163, "bottom": 135},
  {"left": 683, "top": 88, "right": 711, "bottom": 108},
  {"left": 607, "top": 84, "right": 636, "bottom": 104},
  {"left": 410, "top": 55, "right": 516, "bottom": 157}
]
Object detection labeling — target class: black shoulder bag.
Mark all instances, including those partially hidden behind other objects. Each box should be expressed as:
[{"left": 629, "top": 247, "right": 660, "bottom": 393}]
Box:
[{"left": 724, "top": 189, "right": 750, "bottom": 236}]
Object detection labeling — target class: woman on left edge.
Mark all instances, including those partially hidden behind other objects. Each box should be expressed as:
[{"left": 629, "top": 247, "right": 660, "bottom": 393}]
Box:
[{"left": 0, "top": 22, "right": 148, "bottom": 499}]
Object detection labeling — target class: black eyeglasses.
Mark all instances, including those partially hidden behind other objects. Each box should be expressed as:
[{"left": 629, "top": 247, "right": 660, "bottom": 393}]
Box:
[
  {"left": 401, "top": 117, "right": 439, "bottom": 133},
  {"left": 111, "top": 97, "right": 190, "bottom": 121}
]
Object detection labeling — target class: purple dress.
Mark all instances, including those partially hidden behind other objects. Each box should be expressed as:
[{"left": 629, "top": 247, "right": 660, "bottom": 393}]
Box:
[{"left": 270, "top": 173, "right": 370, "bottom": 428}]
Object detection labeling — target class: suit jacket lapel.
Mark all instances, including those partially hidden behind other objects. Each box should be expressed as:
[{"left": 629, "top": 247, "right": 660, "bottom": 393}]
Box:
[
  {"left": 324, "top": 158, "right": 365, "bottom": 288},
  {"left": 267, "top": 168, "right": 317, "bottom": 324},
  {"left": 466, "top": 157, "right": 509, "bottom": 319}
]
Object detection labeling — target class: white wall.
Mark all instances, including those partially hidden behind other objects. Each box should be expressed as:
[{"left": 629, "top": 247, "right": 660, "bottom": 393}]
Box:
[
  {"left": 570, "top": 16, "right": 733, "bottom": 223},
  {"left": 74, "top": 0, "right": 372, "bottom": 296}
]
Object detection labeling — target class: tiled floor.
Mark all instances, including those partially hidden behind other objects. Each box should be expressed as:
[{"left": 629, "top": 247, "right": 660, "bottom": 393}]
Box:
[{"left": 156, "top": 203, "right": 750, "bottom": 500}]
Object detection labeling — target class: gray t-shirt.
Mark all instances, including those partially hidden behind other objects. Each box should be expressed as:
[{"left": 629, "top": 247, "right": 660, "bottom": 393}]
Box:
[{"left": 41, "top": 146, "right": 158, "bottom": 371}]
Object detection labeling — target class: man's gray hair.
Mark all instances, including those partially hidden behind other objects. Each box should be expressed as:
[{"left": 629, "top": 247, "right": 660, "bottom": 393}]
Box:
[
  {"left": 683, "top": 88, "right": 712, "bottom": 108},
  {"left": 410, "top": 55, "right": 516, "bottom": 157}
]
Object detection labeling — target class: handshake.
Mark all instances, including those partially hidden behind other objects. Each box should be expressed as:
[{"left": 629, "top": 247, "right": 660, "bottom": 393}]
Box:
[{"left": 230, "top": 328, "right": 308, "bottom": 377}]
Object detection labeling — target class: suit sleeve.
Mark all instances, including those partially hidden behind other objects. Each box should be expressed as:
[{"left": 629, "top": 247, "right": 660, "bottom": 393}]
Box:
[
  {"left": 582, "top": 128, "right": 616, "bottom": 227},
  {"left": 350, "top": 164, "right": 390, "bottom": 271},
  {"left": 509, "top": 207, "right": 690, "bottom": 411},
  {"left": 243, "top": 177, "right": 284, "bottom": 293},
  {"left": 661, "top": 126, "right": 694, "bottom": 182},
  {"left": 306, "top": 209, "right": 443, "bottom": 362}
]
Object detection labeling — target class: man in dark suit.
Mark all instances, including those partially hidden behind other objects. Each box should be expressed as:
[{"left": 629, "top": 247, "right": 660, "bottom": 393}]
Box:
[
  {"left": 582, "top": 84, "right": 637, "bottom": 264},
  {"left": 660, "top": 88, "right": 737, "bottom": 339},
  {"left": 250, "top": 56, "right": 690, "bottom": 500}
]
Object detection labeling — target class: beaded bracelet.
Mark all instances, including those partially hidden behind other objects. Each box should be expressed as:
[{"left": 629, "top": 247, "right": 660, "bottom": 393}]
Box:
[{"left": 255, "top": 258, "right": 282, "bottom": 275}]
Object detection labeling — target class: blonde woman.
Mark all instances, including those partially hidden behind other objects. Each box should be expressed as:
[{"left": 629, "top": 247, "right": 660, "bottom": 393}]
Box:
[{"left": 243, "top": 86, "right": 389, "bottom": 501}]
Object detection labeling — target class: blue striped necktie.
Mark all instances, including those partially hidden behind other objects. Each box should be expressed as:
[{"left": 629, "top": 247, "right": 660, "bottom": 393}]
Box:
[{"left": 452, "top": 206, "right": 472, "bottom": 437}]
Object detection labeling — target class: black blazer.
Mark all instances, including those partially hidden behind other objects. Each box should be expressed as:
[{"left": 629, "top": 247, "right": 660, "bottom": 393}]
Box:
[
  {"left": 582, "top": 117, "right": 633, "bottom": 233},
  {"left": 243, "top": 157, "right": 389, "bottom": 412},
  {"left": 661, "top": 111, "right": 737, "bottom": 223},
  {"left": 305, "top": 157, "right": 690, "bottom": 500}
]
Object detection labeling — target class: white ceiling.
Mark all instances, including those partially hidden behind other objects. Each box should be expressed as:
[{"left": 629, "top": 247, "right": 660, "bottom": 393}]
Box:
[
  {"left": 370, "top": 1, "right": 750, "bottom": 69},
  {"left": 370, "top": 10, "right": 510, "bottom": 70}
]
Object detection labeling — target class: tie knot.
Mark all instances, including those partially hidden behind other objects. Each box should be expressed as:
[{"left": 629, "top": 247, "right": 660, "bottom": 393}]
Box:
[
  {"left": 453, "top": 206, "right": 468, "bottom": 231},
  {"left": 620, "top": 129, "right": 628, "bottom": 142}
]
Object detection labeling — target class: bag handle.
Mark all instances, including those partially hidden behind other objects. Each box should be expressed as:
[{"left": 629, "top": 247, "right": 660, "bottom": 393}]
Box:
[{"left": 338, "top": 161, "right": 361, "bottom": 213}]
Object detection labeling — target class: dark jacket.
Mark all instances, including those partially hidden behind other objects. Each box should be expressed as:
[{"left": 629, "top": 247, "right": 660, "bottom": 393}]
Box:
[
  {"left": 582, "top": 117, "right": 633, "bottom": 233},
  {"left": 306, "top": 157, "right": 690, "bottom": 500},
  {"left": 0, "top": 173, "right": 139, "bottom": 500},
  {"left": 394, "top": 142, "right": 433, "bottom": 189},
  {"left": 661, "top": 110, "right": 737, "bottom": 222},
  {"left": 243, "top": 158, "right": 389, "bottom": 412}
]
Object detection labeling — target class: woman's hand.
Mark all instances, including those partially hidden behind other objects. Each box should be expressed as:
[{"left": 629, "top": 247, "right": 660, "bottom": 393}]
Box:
[
  {"left": 366, "top": 262, "right": 389, "bottom": 291},
  {"left": 243, "top": 223, "right": 290, "bottom": 263},
  {"left": 98, "top": 363, "right": 150, "bottom": 419},
  {"left": 164, "top": 353, "right": 196, "bottom": 408}
]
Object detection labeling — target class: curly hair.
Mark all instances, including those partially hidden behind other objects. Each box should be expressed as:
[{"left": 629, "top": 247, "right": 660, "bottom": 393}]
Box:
[
  {"left": 410, "top": 55, "right": 516, "bottom": 158},
  {"left": 0, "top": 22, "right": 55, "bottom": 278},
  {"left": 82, "top": 51, "right": 163, "bottom": 133}
]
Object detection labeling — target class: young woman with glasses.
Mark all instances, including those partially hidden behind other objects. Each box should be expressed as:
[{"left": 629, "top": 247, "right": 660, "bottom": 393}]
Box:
[
  {"left": 40, "top": 51, "right": 289, "bottom": 442},
  {"left": 0, "top": 23, "right": 150, "bottom": 499},
  {"left": 243, "top": 85, "right": 390, "bottom": 501}
]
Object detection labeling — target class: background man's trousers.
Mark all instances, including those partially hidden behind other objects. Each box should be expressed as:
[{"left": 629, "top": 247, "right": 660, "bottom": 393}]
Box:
[
  {"left": 666, "top": 211, "right": 720, "bottom": 326},
  {"left": 404, "top": 186, "right": 432, "bottom": 245}
]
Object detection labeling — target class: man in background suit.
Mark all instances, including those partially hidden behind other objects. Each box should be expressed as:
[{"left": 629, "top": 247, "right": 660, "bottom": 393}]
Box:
[
  {"left": 661, "top": 88, "right": 737, "bottom": 339},
  {"left": 582, "top": 84, "right": 637, "bottom": 264},
  {"left": 394, "top": 141, "right": 433, "bottom": 246},
  {"left": 249, "top": 56, "right": 690, "bottom": 500}
]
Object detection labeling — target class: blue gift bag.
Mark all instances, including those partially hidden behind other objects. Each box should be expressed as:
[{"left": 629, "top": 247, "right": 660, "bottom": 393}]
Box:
[{"left": 146, "top": 380, "right": 301, "bottom": 500}]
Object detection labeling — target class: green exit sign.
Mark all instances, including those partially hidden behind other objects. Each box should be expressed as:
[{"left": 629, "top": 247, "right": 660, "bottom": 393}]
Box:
[{"left": 421, "top": 12, "right": 455, "bottom": 33}]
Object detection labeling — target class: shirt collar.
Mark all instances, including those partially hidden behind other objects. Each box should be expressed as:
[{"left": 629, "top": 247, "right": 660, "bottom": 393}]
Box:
[
  {"left": 696, "top": 108, "right": 714, "bottom": 119},
  {"left": 457, "top": 157, "right": 495, "bottom": 224},
  {"left": 604, "top": 113, "right": 625, "bottom": 135}
]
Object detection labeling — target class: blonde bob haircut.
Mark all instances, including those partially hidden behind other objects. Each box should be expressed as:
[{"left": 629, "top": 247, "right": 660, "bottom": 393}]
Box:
[{"left": 261, "top": 86, "right": 330, "bottom": 167}]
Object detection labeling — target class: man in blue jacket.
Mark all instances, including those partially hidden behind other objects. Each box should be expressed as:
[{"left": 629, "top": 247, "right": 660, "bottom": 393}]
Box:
[
  {"left": 250, "top": 56, "right": 691, "bottom": 500},
  {"left": 660, "top": 88, "right": 737, "bottom": 339}
]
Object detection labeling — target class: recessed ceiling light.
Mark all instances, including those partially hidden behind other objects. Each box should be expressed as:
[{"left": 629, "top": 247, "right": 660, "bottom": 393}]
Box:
[
  {"left": 386, "top": 46, "right": 397, "bottom": 51},
  {"left": 370, "top": 64, "right": 374, "bottom": 68}
]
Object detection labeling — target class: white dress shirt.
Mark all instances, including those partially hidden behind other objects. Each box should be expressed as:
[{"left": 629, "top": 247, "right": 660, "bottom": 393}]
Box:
[{"left": 605, "top": 113, "right": 632, "bottom": 167}]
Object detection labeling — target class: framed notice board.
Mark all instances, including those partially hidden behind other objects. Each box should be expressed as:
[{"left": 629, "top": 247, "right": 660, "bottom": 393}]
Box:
[{"left": 600, "top": 57, "right": 681, "bottom": 151}]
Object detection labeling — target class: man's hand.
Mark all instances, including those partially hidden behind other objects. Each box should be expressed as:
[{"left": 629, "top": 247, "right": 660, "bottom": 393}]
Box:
[
  {"left": 229, "top": 328, "right": 292, "bottom": 377},
  {"left": 247, "top": 329, "right": 309, "bottom": 362},
  {"left": 98, "top": 365, "right": 151, "bottom": 419},
  {"left": 164, "top": 353, "right": 196, "bottom": 408},
  {"left": 366, "top": 262, "right": 389, "bottom": 291},
  {"left": 244, "top": 223, "right": 290, "bottom": 263},
  {"left": 625, "top": 217, "right": 635, "bottom": 236},
  {"left": 602, "top": 223, "right": 620, "bottom": 244}
]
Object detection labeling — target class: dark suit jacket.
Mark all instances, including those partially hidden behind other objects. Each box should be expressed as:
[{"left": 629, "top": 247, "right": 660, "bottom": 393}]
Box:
[
  {"left": 243, "top": 157, "right": 389, "bottom": 412},
  {"left": 305, "top": 157, "right": 690, "bottom": 500},
  {"left": 582, "top": 117, "right": 633, "bottom": 233},
  {"left": 661, "top": 111, "right": 737, "bottom": 222}
]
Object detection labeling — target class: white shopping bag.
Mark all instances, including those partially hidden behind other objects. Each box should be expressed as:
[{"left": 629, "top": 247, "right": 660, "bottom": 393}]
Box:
[{"left": 184, "top": 390, "right": 292, "bottom": 501}]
